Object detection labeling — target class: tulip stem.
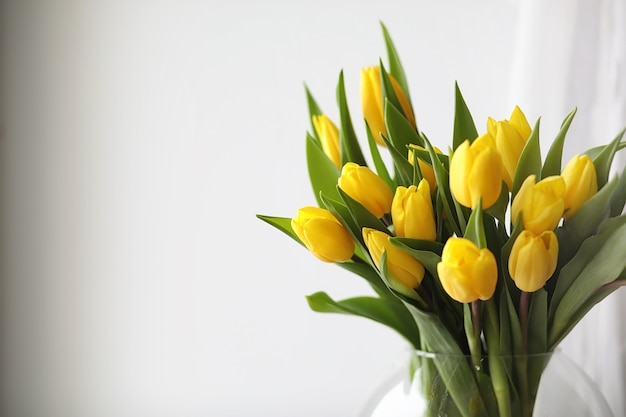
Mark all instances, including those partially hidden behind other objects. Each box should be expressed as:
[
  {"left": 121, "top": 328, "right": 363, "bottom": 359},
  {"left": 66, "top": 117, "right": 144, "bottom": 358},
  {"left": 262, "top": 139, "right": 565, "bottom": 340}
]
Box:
[
  {"left": 467, "top": 300, "right": 483, "bottom": 371},
  {"left": 519, "top": 291, "right": 531, "bottom": 417},
  {"left": 519, "top": 291, "right": 530, "bottom": 353}
]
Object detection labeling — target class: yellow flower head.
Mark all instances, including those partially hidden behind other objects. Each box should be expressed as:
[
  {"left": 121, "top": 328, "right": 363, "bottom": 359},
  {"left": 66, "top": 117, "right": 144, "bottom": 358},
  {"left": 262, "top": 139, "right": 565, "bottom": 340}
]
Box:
[
  {"left": 391, "top": 180, "right": 436, "bottom": 240},
  {"left": 508, "top": 230, "right": 558, "bottom": 292},
  {"left": 561, "top": 154, "right": 598, "bottom": 219},
  {"left": 312, "top": 114, "right": 341, "bottom": 169},
  {"left": 408, "top": 144, "right": 442, "bottom": 194},
  {"left": 512, "top": 175, "right": 565, "bottom": 234},
  {"left": 449, "top": 134, "right": 503, "bottom": 209},
  {"left": 338, "top": 162, "right": 393, "bottom": 218},
  {"left": 437, "top": 237, "right": 498, "bottom": 303},
  {"left": 291, "top": 207, "right": 354, "bottom": 263},
  {"left": 363, "top": 227, "right": 425, "bottom": 290}
]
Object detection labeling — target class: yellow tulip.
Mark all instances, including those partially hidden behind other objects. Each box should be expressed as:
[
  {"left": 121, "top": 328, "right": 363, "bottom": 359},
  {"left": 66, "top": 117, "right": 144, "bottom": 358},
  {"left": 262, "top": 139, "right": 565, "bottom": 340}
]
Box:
[
  {"left": 291, "top": 206, "right": 354, "bottom": 263},
  {"left": 361, "top": 66, "right": 416, "bottom": 146},
  {"left": 508, "top": 105, "right": 532, "bottom": 139},
  {"left": 449, "top": 134, "right": 503, "bottom": 209},
  {"left": 511, "top": 175, "right": 565, "bottom": 234},
  {"left": 312, "top": 114, "right": 341, "bottom": 169},
  {"left": 508, "top": 230, "right": 558, "bottom": 292},
  {"left": 408, "top": 144, "right": 442, "bottom": 194},
  {"left": 561, "top": 154, "right": 598, "bottom": 219},
  {"left": 437, "top": 237, "right": 498, "bottom": 303},
  {"left": 391, "top": 180, "right": 436, "bottom": 240},
  {"left": 487, "top": 119, "right": 527, "bottom": 190},
  {"left": 338, "top": 162, "right": 393, "bottom": 218},
  {"left": 363, "top": 227, "right": 425, "bottom": 290}
]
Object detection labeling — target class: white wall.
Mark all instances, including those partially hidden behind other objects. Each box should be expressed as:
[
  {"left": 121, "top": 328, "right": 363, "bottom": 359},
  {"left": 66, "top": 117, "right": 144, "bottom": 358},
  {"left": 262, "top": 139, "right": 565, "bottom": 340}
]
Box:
[{"left": 5, "top": 1, "right": 619, "bottom": 416}]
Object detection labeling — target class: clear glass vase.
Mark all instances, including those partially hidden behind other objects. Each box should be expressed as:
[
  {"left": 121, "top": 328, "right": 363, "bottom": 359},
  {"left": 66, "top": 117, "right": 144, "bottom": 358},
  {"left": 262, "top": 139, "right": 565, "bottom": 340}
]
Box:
[{"left": 360, "top": 349, "right": 613, "bottom": 417}]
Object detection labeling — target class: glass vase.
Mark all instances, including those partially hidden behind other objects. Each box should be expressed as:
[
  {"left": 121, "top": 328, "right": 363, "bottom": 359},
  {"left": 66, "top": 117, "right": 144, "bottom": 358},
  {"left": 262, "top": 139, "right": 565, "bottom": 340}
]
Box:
[{"left": 360, "top": 349, "right": 613, "bottom": 417}]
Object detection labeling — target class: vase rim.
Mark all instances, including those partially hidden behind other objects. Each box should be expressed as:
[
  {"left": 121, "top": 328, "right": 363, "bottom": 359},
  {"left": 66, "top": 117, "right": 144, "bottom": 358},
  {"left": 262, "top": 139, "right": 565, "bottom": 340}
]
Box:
[{"left": 408, "top": 347, "right": 560, "bottom": 359}]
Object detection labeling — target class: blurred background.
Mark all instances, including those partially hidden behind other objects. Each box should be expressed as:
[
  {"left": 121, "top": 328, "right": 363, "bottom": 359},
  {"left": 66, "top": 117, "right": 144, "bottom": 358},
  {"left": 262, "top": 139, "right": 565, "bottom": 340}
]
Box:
[{"left": 1, "top": 1, "right": 624, "bottom": 416}]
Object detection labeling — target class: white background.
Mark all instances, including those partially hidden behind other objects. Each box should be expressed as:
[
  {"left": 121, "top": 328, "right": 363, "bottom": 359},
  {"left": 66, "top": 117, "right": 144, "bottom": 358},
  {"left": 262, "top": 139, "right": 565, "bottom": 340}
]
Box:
[{"left": 1, "top": 1, "right": 624, "bottom": 416}]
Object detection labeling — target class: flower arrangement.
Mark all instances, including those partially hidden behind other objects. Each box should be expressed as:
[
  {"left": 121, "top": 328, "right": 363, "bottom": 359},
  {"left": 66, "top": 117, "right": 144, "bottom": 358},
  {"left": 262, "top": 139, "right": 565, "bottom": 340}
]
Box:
[{"left": 257, "top": 23, "right": 626, "bottom": 417}]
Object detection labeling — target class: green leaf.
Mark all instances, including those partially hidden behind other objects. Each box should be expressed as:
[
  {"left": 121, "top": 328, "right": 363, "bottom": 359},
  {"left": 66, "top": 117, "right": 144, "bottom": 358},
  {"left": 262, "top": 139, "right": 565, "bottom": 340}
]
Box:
[
  {"left": 380, "top": 22, "right": 411, "bottom": 104},
  {"left": 336, "top": 70, "right": 367, "bottom": 167},
  {"left": 406, "top": 304, "right": 490, "bottom": 417},
  {"left": 556, "top": 176, "right": 618, "bottom": 264},
  {"left": 305, "top": 84, "right": 324, "bottom": 140},
  {"left": 465, "top": 199, "right": 486, "bottom": 248},
  {"left": 306, "top": 133, "right": 341, "bottom": 206},
  {"left": 452, "top": 82, "right": 479, "bottom": 150},
  {"left": 256, "top": 215, "right": 301, "bottom": 244},
  {"left": 306, "top": 292, "right": 421, "bottom": 347},
  {"left": 337, "top": 261, "right": 390, "bottom": 296},
  {"left": 549, "top": 276, "right": 626, "bottom": 349},
  {"left": 541, "top": 108, "right": 577, "bottom": 178},
  {"left": 385, "top": 99, "right": 422, "bottom": 154},
  {"left": 584, "top": 140, "right": 626, "bottom": 160},
  {"left": 364, "top": 120, "right": 395, "bottom": 190},
  {"left": 610, "top": 171, "right": 626, "bottom": 217},
  {"left": 391, "top": 238, "right": 443, "bottom": 277},
  {"left": 592, "top": 126, "right": 626, "bottom": 189},
  {"left": 381, "top": 133, "right": 413, "bottom": 186},
  {"left": 512, "top": 118, "right": 542, "bottom": 198},
  {"left": 549, "top": 215, "right": 626, "bottom": 342},
  {"left": 422, "top": 134, "right": 463, "bottom": 236},
  {"left": 379, "top": 60, "right": 407, "bottom": 124}
]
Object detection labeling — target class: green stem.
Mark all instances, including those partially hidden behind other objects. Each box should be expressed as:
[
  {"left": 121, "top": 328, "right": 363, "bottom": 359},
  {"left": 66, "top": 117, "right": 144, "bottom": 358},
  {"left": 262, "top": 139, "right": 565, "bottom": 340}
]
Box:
[
  {"left": 518, "top": 291, "right": 531, "bottom": 417},
  {"left": 484, "top": 299, "right": 512, "bottom": 417},
  {"left": 465, "top": 301, "right": 483, "bottom": 372}
]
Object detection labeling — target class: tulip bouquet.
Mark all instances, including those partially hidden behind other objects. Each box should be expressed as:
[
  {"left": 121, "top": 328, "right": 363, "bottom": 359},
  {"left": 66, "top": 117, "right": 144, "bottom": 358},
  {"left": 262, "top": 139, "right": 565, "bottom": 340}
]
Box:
[{"left": 257, "top": 24, "right": 626, "bottom": 417}]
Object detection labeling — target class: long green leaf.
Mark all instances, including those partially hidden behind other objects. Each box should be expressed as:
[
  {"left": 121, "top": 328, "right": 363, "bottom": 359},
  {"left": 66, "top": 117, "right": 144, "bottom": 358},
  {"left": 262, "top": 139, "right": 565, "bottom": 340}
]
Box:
[
  {"left": 381, "top": 133, "right": 413, "bottom": 186},
  {"left": 541, "top": 108, "right": 577, "bottom": 178},
  {"left": 364, "top": 120, "right": 394, "bottom": 190},
  {"left": 550, "top": 215, "right": 626, "bottom": 336},
  {"left": 337, "top": 70, "right": 367, "bottom": 166},
  {"left": 453, "top": 82, "right": 478, "bottom": 150},
  {"left": 592, "top": 127, "right": 626, "bottom": 189},
  {"left": 305, "top": 84, "right": 324, "bottom": 141},
  {"left": 379, "top": 60, "right": 406, "bottom": 123},
  {"left": 406, "top": 304, "right": 490, "bottom": 417},
  {"left": 306, "top": 291, "right": 420, "bottom": 347},
  {"left": 465, "top": 199, "right": 486, "bottom": 248},
  {"left": 256, "top": 215, "right": 301, "bottom": 244},
  {"left": 380, "top": 22, "right": 411, "bottom": 104},
  {"left": 306, "top": 133, "right": 341, "bottom": 206},
  {"left": 385, "top": 99, "right": 422, "bottom": 155},
  {"left": 512, "top": 118, "right": 542, "bottom": 198}
]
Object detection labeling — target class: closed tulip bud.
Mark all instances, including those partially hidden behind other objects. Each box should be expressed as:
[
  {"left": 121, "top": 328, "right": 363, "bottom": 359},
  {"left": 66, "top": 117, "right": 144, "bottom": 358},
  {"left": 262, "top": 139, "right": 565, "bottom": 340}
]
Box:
[
  {"left": 508, "top": 105, "right": 532, "bottom": 139},
  {"left": 512, "top": 175, "right": 565, "bottom": 234},
  {"left": 361, "top": 66, "right": 416, "bottom": 146},
  {"left": 508, "top": 230, "right": 558, "bottom": 292},
  {"left": 449, "top": 134, "right": 503, "bottom": 209},
  {"left": 338, "top": 162, "right": 393, "bottom": 218},
  {"left": 408, "top": 144, "right": 442, "bottom": 194},
  {"left": 362, "top": 227, "right": 425, "bottom": 290},
  {"left": 487, "top": 119, "right": 527, "bottom": 190},
  {"left": 561, "top": 154, "right": 598, "bottom": 219},
  {"left": 312, "top": 114, "right": 341, "bottom": 169},
  {"left": 291, "top": 206, "right": 354, "bottom": 263},
  {"left": 391, "top": 180, "right": 436, "bottom": 240},
  {"left": 437, "top": 237, "right": 497, "bottom": 303}
]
